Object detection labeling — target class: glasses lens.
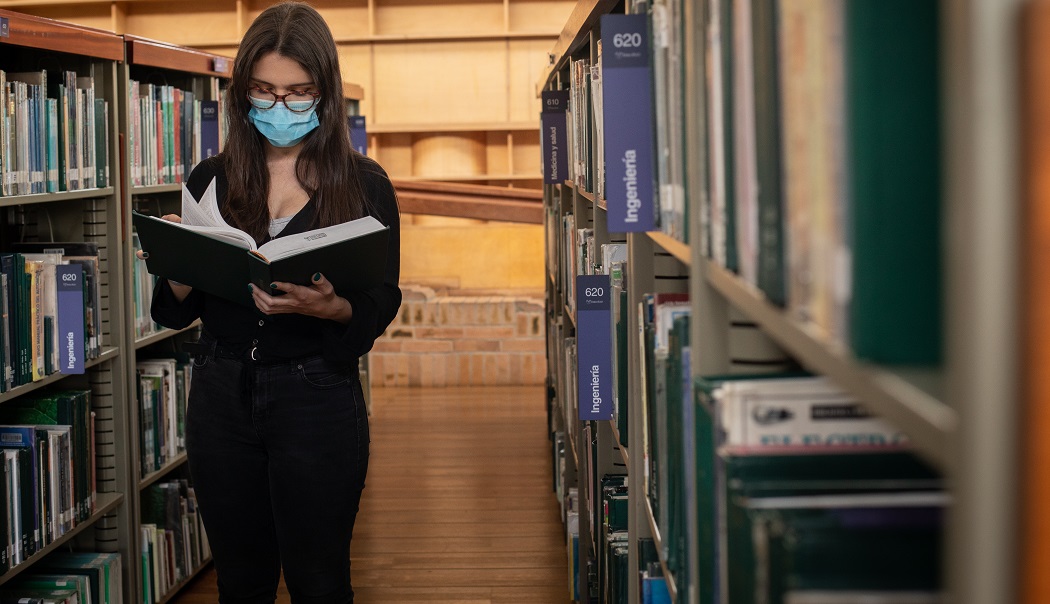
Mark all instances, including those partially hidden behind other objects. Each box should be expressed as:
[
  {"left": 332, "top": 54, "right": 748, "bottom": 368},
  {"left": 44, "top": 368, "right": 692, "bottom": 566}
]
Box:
[
  {"left": 248, "top": 88, "right": 278, "bottom": 108},
  {"left": 284, "top": 95, "right": 317, "bottom": 113}
]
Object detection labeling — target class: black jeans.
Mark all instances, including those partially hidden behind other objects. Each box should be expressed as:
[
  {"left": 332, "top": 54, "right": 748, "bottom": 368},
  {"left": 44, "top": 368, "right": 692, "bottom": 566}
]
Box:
[{"left": 185, "top": 340, "right": 370, "bottom": 604}]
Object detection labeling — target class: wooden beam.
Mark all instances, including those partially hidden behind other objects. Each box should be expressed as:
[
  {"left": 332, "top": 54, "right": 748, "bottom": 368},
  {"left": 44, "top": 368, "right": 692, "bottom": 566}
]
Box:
[
  {"left": 391, "top": 179, "right": 541, "bottom": 201},
  {"left": 394, "top": 187, "right": 542, "bottom": 224}
]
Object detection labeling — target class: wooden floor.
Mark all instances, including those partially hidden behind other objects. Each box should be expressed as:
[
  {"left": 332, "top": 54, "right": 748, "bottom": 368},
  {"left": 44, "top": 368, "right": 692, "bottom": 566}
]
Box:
[{"left": 170, "top": 385, "right": 570, "bottom": 603}]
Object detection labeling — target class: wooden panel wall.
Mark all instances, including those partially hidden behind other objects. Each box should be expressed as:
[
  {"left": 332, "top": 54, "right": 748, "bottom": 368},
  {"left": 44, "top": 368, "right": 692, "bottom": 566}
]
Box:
[{"left": 1, "top": 0, "right": 572, "bottom": 186}]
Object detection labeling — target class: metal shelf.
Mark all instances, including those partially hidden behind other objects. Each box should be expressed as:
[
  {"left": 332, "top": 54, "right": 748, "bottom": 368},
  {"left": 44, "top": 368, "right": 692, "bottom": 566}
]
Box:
[
  {"left": 157, "top": 557, "right": 214, "bottom": 604},
  {"left": 0, "top": 187, "right": 115, "bottom": 208},
  {"left": 134, "top": 320, "right": 201, "bottom": 350},
  {"left": 536, "top": 0, "right": 622, "bottom": 95},
  {"left": 648, "top": 231, "right": 691, "bottom": 267},
  {"left": 0, "top": 347, "right": 120, "bottom": 406},
  {"left": 643, "top": 495, "right": 679, "bottom": 603},
  {"left": 609, "top": 420, "right": 629, "bottom": 467},
  {"left": 702, "top": 259, "right": 955, "bottom": 469},
  {"left": 130, "top": 183, "right": 182, "bottom": 195},
  {"left": 0, "top": 492, "right": 124, "bottom": 587},
  {"left": 138, "top": 452, "right": 188, "bottom": 491}
]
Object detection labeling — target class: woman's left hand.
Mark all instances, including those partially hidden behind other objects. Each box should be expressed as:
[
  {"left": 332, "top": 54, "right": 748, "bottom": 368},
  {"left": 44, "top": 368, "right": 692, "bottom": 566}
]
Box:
[{"left": 250, "top": 272, "right": 354, "bottom": 323}]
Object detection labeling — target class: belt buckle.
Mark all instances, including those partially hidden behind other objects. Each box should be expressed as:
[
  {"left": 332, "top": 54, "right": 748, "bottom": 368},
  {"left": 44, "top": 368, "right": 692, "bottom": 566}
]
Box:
[{"left": 249, "top": 346, "right": 259, "bottom": 361}]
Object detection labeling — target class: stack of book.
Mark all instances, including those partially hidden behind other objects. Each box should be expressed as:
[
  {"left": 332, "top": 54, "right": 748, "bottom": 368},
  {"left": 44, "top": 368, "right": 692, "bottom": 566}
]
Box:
[
  {"left": 136, "top": 357, "right": 190, "bottom": 478},
  {"left": 127, "top": 80, "right": 221, "bottom": 188},
  {"left": 0, "top": 389, "right": 97, "bottom": 571},
  {"left": 0, "top": 70, "right": 110, "bottom": 197},
  {"left": 140, "top": 479, "right": 210, "bottom": 603}
]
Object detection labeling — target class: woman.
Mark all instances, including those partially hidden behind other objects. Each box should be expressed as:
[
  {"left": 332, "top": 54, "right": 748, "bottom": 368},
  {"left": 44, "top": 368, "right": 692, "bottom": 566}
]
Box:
[{"left": 149, "top": 2, "right": 401, "bottom": 602}]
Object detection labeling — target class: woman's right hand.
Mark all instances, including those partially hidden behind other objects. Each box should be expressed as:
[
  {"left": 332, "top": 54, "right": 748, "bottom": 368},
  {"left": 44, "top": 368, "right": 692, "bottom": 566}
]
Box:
[{"left": 135, "top": 214, "right": 182, "bottom": 260}]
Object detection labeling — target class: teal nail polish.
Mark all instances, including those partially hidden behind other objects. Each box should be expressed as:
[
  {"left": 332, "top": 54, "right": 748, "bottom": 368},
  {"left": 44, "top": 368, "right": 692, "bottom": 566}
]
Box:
[
  {"left": 313, "top": 272, "right": 321, "bottom": 282},
  {"left": 141, "top": 252, "right": 149, "bottom": 259},
  {"left": 270, "top": 282, "right": 278, "bottom": 289}
]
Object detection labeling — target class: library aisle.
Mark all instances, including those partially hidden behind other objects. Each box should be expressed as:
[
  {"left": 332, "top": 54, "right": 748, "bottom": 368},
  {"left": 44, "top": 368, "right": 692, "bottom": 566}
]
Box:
[{"left": 169, "top": 385, "right": 569, "bottom": 603}]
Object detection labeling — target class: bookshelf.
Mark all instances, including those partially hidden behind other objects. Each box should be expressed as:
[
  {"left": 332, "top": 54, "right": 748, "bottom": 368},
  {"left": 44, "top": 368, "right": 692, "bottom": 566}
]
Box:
[
  {"left": 118, "top": 34, "right": 229, "bottom": 603},
  {"left": 542, "top": 0, "right": 1019, "bottom": 603},
  {"left": 0, "top": 0, "right": 575, "bottom": 187},
  {"left": 0, "top": 5, "right": 134, "bottom": 596}
]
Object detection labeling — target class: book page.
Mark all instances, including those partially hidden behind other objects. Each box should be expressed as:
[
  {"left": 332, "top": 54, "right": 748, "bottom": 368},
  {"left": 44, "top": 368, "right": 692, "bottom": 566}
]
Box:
[
  {"left": 180, "top": 178, "right": 223, "bottom": 228},
  {"left": 255, "top": 216, "right": 385, "bottom": 262},
  {"left": 175, "top": 178, "right": 256, "bottom": 249}
]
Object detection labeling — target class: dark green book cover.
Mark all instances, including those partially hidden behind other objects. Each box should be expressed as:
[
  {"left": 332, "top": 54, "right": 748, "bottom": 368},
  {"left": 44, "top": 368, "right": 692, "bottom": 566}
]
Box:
[
  {"left": 846, "top": 0, "right": 941, "bottom": 364},
  {"left": 752, "top": 0, "right": 786, "bottom": 306},
  {"left": 133, "top": 211, "right": 389, "bottom": 308}
]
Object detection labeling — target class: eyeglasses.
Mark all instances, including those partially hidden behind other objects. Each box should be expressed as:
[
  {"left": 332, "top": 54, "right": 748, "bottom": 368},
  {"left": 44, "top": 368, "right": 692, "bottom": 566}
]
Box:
[{"left": 247, "top": 86, "right": 321, "bottom": 112}]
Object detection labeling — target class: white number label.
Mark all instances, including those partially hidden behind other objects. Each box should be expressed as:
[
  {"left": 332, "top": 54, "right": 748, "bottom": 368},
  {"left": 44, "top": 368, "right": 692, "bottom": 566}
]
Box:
[
  {"left": 584, "top": 287, "right": 604, "bottom": 298},
  {"left": 613, "top": 32, "right": 642, "bottom": 48}
]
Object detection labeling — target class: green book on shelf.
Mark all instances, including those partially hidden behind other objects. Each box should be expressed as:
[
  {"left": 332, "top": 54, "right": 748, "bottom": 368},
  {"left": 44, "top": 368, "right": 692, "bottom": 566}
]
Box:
[
  {"left": 36, "top": 552, "right": 122, "bottom": 604},
  {"left": 846, "top": 0, "right": 941, "bottom": 364},
  {"left": 752, "top": 0, "right": 786, "bottom": 306},
  {"left": 726, "top": 491, "right": 944, "bottom": 604},
  {"left": 10, "top": 575, "right": 91, "bottom": 604}
]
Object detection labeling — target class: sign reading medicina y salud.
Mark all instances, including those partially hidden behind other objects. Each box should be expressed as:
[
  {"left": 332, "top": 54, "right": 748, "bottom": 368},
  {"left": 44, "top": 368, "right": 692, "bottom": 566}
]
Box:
[
  {"left": 541, "top": 90, "right": 569, "bottom": 185},
  {"left": 601, "top": 13, "right": 657, "bottom": 232},
  {"left": 577, "top": 275, "right": 613, "bottom": 420}
]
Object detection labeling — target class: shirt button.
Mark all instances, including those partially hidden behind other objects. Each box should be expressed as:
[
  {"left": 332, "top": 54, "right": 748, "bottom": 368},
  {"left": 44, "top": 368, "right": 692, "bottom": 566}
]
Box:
[
  {"left": 258, "top": 319, "right": 265, "bottom": 327},
  {"left": 252, "top": 339, "right": 259, "bottom": 346}
]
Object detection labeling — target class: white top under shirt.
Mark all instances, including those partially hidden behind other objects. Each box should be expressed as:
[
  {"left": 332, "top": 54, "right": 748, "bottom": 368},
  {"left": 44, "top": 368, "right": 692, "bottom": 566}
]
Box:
[{"left": 269, "top": 215, "right": 294, "bottom": 238}]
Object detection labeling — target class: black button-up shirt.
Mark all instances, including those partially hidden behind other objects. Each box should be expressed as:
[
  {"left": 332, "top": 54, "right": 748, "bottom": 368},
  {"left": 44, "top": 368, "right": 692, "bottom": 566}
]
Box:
[{"left": 149, "top": 153, "right": 402, "bottom": 365}]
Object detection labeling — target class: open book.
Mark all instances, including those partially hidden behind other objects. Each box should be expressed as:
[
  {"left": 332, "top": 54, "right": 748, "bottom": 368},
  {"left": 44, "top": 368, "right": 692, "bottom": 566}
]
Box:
[{"left": 133, "top": 178, "right": 390, "bottom": 307}]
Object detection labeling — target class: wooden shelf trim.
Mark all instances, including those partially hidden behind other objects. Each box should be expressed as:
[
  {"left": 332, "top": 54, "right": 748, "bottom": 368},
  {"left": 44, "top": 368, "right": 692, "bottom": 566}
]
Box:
[
  {"left": 702, "top": 259, "right": 954, "bottom": 469},
  {"left": 369, "top": 121, "right": 537, "bottom": 134},
  {"left": 130, "top": 183, "right": 182, "bottom": 196},
  {"left": 0, "top": 8, "right": 123, "bottom": 61},
  {"left": 125, "top": 35, "right": 232, "bottom": 77},
  {"left": 535, "top": 0, "right": 621, "bottom": 95},
  {"left": 0, "top": 492, "right": 124, "bottom": 587}
]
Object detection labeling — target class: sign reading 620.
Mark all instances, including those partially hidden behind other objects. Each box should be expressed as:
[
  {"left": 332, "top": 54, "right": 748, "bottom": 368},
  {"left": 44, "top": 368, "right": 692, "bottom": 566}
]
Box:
[
  {"left": 584, "top": 287, "right": 604, "bottom": 298},
  {"left": 613, "top": 32, "right": 642, "bottom": 48}
]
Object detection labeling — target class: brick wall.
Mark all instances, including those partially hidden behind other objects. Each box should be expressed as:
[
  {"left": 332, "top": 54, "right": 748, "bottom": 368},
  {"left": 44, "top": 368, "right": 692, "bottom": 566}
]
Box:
[{"left": 368, "top": 285, "right": 546, "bottom": 387}]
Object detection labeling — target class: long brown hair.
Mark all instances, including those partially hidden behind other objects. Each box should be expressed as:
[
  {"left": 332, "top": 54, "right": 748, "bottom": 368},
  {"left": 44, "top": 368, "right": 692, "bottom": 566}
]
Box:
[{"left": 223, "top": 1, "right": 367, "bottom": 243}]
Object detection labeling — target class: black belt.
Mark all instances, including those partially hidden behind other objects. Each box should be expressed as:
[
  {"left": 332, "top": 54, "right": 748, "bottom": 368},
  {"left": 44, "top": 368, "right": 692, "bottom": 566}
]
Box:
[{"left": 183, "top": 338, "right": 297, "bottom": 365}]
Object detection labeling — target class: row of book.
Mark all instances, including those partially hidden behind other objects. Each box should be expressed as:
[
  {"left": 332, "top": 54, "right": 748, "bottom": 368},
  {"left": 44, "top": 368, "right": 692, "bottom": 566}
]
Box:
[
  {"left": 0, "top": 389, "right": 97, "bottom": 574},
  {"left": 130, "top": 230, "right": 160, "bottom": 339},
  {"left": 140, "top": 480, "right": 210, "bottom": 603},
  {"left": 0, "top": 551, "right": 122, "bottom": 604},
  {"left": 0, "top": 244, "right": 104, "bottom": 392},
  {"left": 557, "top": 0, "right": 939, "bottom": 365},
  {"left": 639, "top": 293, "right": 943, "bottom": 602},
  {"left": 1, "top": 70, "right": 110, "bottom": 197},
  {"left": 126, "top": 81, "right": 223, "bottom": 188},
  {"left": 707, "top": 0, "right": 940, "bottom": 366},
  {"left": 136, "top": 357, "right": 189, "bottom": 479},
  {"left": 559, "top": 8, "right": 685, "bottom": 241}
]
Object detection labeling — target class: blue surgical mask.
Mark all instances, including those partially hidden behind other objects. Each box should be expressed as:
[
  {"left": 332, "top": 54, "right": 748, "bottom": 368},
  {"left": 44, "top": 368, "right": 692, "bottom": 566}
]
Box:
[{"left": 248, "top": 97, "right": 320, "bottom": 147}]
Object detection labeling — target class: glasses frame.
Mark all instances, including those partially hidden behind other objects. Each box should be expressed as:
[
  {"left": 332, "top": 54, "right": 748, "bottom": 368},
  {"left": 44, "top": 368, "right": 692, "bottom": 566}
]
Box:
[{"left": 247, "top": 86, "right": 322, "bottom": 112}]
